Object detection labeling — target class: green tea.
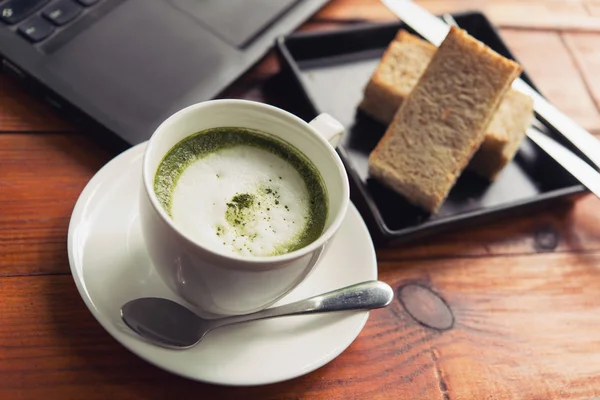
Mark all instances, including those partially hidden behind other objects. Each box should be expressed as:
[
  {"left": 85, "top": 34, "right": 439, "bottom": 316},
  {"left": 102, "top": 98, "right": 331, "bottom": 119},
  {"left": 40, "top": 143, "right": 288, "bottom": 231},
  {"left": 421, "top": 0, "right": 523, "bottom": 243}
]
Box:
[{"left": 154, "top": 127, "right": 328, "bottom": 257}]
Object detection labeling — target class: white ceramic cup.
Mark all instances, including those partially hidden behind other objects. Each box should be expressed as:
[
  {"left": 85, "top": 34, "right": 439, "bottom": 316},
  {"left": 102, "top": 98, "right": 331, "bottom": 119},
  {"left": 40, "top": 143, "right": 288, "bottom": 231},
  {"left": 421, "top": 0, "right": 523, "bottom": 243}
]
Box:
[{"left": 139, "top": 99, "right": 349, "bottom": 316}]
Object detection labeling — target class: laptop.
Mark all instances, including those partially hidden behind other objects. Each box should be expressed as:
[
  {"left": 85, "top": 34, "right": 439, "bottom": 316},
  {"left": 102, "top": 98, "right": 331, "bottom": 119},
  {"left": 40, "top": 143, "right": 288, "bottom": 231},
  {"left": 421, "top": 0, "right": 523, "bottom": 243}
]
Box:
[{"left": 0, "top": 0, "right": 329, "bottom": 150}]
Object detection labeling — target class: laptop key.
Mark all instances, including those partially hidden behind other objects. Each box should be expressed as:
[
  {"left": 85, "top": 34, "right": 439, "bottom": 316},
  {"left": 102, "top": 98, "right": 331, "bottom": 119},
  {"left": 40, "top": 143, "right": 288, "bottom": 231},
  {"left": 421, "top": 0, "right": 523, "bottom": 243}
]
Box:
[
  {"left": 18, "top": 15, "right": 54, "bottom": 43},
  {"left": 43, "top": 0, "right": 82, "bottom": 26},
  {"left": 75, "top": 0, "right": 100, "bottom": 6},
  {"left": 1, "top": 0, "right": 50, "bottom": 25}
]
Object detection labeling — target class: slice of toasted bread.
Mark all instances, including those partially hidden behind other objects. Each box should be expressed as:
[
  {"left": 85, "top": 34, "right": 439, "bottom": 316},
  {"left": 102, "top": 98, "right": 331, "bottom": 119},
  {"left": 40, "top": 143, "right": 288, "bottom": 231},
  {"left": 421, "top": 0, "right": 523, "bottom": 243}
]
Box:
[
  {"left": 361, "top": 29, "right": 533, "bottom": 181},
  {"left": 358, "top": 32, "right": 435, "bottom": 125},
  {"left": 368, "top": 27, "right": 523, "bottom": 213},
  {"left": 468, "top": 89, "right": 534, "bottom": 179}
]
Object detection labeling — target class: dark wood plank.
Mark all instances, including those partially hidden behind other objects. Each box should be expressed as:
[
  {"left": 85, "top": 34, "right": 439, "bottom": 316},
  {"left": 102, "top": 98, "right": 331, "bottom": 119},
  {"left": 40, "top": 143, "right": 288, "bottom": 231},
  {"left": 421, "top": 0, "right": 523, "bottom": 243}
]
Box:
[
  {"left": 377, "top": 195, "right": 600, "bottom": 261},
  {"left": 315, "top": 0, "right": 396, "bottom": 22},
  {"left": 0, "top": 76, "right": 74, "bottom": 133},
  {"left": 0, "top": 274, "right": 442, "bottom": 399},
  {"left": 418, "top": 0, "right": 600, "bottom": 32},
  {"left": 380, "top": 251, "right": 600, "bottom": 399},
  {"left": 563, "top": 32, "right": 600, "bottom": 111},
  {"left": 316, "top": 0, "right": 600, "bottom": 32},
  {"left": 587, "top": 3, "right": 600, "bottom": 16},
  {"left": 2, "top": 251, "right": 600, "bottom": 399},
  {"left": 0, "top": 134, "right": 112, "bottom": 276},
  {"left": 499, "top": 29, "right": 600, "bottom": 132}
]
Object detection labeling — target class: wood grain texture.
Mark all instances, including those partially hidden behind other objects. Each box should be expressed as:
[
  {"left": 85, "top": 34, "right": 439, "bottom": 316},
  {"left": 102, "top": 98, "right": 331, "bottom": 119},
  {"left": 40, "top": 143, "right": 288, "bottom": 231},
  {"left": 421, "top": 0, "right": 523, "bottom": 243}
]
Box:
[
  {"left": 0, "top": 134, "right": 112, "bottom": 276},
  {"left": 317, "top": 0, "right": 600, "bottom": 32},
  {"left": 377, "top": 195, "right": 600, "bottom": 261},
  {"left": 587, "top": 4, "right": 600, "bottom": 16},
  {"left": 380, "top": 252, "right": 600, "bottom": 399},
  {"left": 419, "top": 0, "right": 600, "bottom": 32},
  {"left": 2, "top": 253, "right": 600, "bottom": 399},
  {"left": 0, "top": 76, "right": 74, "bottom": 133},
  {"left": 563, "top": 32, "right": 600, "bottom": 110},
  {"left": 315, "top": 0, "right": 396, "bottom": 22},
  {"left": 0, "top": 274, "right": 443, "bottom": 400},
  {"left": 499, "top": 29, "right": 600, "bottom": 132}
]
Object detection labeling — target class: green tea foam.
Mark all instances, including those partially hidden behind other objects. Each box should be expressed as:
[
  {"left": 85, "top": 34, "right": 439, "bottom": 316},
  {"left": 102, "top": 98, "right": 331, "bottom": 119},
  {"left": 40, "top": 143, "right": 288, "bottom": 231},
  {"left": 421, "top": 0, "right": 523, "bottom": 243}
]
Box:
[{"left": 154, "top": 127, "right": 328, "bottom": 257}]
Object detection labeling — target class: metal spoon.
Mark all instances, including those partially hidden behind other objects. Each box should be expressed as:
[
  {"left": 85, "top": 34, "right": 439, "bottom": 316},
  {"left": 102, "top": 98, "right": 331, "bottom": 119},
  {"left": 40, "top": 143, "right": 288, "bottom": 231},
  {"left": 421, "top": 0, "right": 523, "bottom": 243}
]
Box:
[{"left": 121, "top": 280, "right": 394, "bottom": 350}]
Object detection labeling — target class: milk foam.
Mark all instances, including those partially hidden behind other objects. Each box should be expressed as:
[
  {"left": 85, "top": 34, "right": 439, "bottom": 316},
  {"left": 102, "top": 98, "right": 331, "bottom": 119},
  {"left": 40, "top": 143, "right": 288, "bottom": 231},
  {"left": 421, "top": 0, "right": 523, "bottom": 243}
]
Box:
[{"left": 171, "top": 145, "right": 311, "bottom": 257}]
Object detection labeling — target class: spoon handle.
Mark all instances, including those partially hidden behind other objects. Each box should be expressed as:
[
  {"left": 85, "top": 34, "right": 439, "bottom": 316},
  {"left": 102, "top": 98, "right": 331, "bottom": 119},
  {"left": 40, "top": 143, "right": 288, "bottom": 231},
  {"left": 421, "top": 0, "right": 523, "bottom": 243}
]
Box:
[{"left": 210, "top": 280, "right": 394, "bottom": 329}]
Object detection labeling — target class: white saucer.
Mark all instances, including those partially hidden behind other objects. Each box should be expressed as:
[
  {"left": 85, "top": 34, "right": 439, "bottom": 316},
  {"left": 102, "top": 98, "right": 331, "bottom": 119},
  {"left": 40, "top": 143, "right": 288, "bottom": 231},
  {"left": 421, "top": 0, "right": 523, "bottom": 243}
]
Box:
[{"left": 68, "top": 142, "right": 378, "bottom": 386}]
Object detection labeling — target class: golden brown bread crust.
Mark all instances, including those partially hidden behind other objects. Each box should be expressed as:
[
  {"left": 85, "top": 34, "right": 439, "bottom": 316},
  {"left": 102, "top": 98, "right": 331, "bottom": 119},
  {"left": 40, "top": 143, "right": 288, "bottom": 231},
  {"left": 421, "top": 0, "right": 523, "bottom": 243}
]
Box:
[
  {"left": 468, "top": 90, "right": 534, "bottom": 179},
  {"left": 358, "top": 34, "right": 435, "bottom": 124},
  {"left": 368, "top": 26, "right": 523, "bottom": 213}
]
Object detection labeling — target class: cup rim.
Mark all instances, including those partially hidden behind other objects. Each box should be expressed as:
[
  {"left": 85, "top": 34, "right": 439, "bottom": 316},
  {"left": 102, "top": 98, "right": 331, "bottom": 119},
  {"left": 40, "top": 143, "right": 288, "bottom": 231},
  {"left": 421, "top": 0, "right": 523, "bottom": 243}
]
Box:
[{"left": 142, "top": 99, "right": 350, "bottom": 266}]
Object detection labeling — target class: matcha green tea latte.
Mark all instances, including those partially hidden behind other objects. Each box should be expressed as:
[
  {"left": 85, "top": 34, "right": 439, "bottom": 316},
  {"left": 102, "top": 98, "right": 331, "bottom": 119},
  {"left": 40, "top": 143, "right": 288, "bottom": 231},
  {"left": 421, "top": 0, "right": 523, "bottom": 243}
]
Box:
[{"left": 154, "top": 127, "right": 328, "bottom": 257}]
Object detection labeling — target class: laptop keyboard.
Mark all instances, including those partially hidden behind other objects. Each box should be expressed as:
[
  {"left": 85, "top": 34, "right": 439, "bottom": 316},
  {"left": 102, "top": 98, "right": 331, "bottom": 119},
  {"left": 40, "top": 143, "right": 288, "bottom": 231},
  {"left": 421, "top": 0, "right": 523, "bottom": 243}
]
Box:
[{"left": 1, "top": 0, "right": 101, "bottom": 43}]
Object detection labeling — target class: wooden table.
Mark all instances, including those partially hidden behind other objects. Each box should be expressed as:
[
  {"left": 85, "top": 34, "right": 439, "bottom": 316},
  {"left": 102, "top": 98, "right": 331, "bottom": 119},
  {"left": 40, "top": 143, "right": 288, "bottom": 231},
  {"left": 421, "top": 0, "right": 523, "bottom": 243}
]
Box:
[{"left": 2, "top": 0, "right": 600, "bottom": 398}]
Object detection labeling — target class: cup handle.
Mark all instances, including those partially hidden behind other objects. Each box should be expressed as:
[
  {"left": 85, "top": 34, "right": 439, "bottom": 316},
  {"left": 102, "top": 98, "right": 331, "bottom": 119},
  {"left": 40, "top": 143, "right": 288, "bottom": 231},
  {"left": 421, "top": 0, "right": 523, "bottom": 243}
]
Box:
[{"left": 308, "top": 113, "right": 345, "bottom": 148}]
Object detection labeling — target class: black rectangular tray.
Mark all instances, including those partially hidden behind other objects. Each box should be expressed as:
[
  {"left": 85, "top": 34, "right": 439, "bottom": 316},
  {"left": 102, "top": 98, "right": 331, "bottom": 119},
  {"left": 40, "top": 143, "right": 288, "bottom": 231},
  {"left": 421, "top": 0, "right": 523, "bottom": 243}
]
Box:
[{"left": 275, "top": 11, "right": 586, "bottom": 245}]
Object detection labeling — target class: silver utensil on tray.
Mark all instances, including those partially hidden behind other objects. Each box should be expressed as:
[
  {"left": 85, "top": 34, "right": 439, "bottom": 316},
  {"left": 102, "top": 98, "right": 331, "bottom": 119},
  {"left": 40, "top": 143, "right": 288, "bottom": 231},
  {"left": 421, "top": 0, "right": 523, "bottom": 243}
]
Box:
[
  {"left": 380, "top": 0, "right": 600, "bottom": 199},
  {"left": 121, "top": 280, "right": 394, "bottom": 350}
]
